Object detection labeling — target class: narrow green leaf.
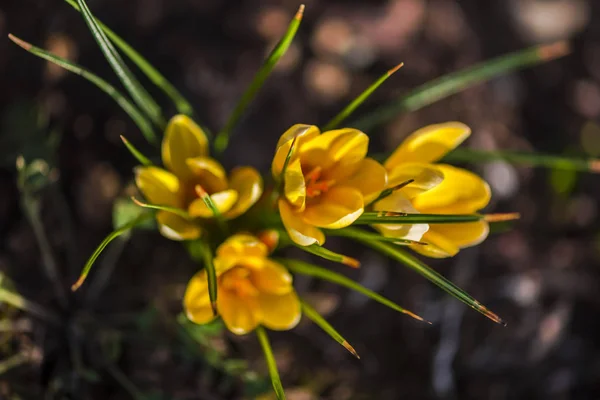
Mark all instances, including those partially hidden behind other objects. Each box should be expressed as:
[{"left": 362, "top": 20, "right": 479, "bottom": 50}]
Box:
[
  {"left": 196, "top": 240, "right": 218, "bottom": 317},
  {"left": 0, "top": 287, "right": 61, "bottom": 325},
  {"left": 369, "top": 179, "right": 414, "bottom": 205},
  {"left": 63, "top": 0, "right": 195, "bottom": 117},
  {"left": 9, "top": 34, "right": 157, "bottom": 144},
  {"left": 326, "top": 227, "right": 427, "bottom": 246},
  {"left": 72, "top": 212, "right": 153, "bottom": 291},
  {"left": 193, "top": 185, "right": 227, "bottom": 232},
  {"left": 354, "top": 212, "right": 483, "bottom": 225},
  {"left": 120, "top": 135, "right": 152, "bottom": 166},
  {"left": 353, "top": 41, "right": 570, "bottom": 130},
  {"left": 279, "top": 258, "right": 426, "bottom": 322},
  {"left": 130, "top": 197, "right": 192, "bottom": 220},
  {"left": 294, "top": 243, "right": 360, "bottom": 268},
  {"left": 256, "top": 326, "right": 286, "bottom": 400},
  {"left": 350, "top": 232, "right": 506, "bottom": 325},
  {"left": 323, "top": 63, "right": 403, "bottom": 131},
  {"left": 300, "top": 299, "right": 359, "bottom": 359},
  {"left": 277, "top": 135, "right": 298, "bottom": 193},
  {"left": 443, "top": 147, "right": 600, "bottom": 173},
  {"left": 215, "top": 5, "right": 305, "bottom": 153},
  {"left": 75, "top": 0, "right": 165, "bottom": 129}
]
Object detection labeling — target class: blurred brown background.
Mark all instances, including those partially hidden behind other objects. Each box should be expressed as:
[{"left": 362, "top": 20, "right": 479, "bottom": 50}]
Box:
[{"left": 1, "top": 0, "right": 600, "bottom": 399}]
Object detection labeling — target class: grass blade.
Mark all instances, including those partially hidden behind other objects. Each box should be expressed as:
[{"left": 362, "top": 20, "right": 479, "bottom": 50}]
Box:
[
  {"left": 256, "top": 326, "right": 286, "bottom": 400},
  {"left": 214, "top": 5, "right": 305, "bottom": 153},
  {"left": 9, "top": 34, "right": 157, "bottom": 144},
  {"left": 349, "top": 232, "right": 506, "bottom": 325},
  {"left": 0, "top": 287, "right": 61, "bottom": 325},
  {"left": 130, "top": 197, "right": 192, "bottom": 220},
  {"left": 120, "top": 136, "right": 152, "bottom": 166},
  {"left": 75, "top": 0, "right": 165, "bottom": 129},
  {"left": 72, "top": 212, "right": 152, "bottom": 291},
  {"left": 300, "top": 299, "right": 359, "bottom": 359},
  {"left": 327, "top": 227, "right": 427, "bottom": 246},
  {"left": 353, "top": 41, "right": 570, "bottom": 130},
  {"left": 279, "top": 258, "right": 426, "bottom": 322},
  {"left": 295, "top": 243, "right": 360, "bottom": 268},
  {"left": 354, "top": 212, "right": 483, "bottom": 225},
  {"left": 323, "top": 63, "right": 403, "bottom": 131},
  {"left": 196, "top": 240, "right": 218, "bottom": 316},
  {"left": 63, "top": 0, "right": 194, "bottom": 117},
  {"left": 443, "top": 147, "right": 600, "bottom": 173}
]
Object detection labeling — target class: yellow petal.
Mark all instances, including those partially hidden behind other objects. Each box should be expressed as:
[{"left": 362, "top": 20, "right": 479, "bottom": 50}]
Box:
[
  {"left": 339, "top": 158, "right": 387, "bottom": 204},
  {"left": 218, "top": 289, "right": 259, "bottom": 335},
  {"left": 186, "top": 157, "right": 229, "bottom": 194},
  {"left": 272, "top": 124, "right": 320, "bottom": 178},
  {"left": 188, "top": 189, "right": 239, "bottom": 218},
  {"left": 224, "top": 167, "right": 263, "bottom": 219},
  {"left": 373, "top": 191, "right": 429, "bottom": 241},
  {"left": 385, "top": 122, "right": 471, "bottom": 168},
  {"left": 410, "top": 230, "right": 460, "bottom": 258},
  {"left": 279, "top": 199, "right": 325, "bottom": 246},
  {"left": 183, "top": 270, "right": 216, "bottom": 324},
  {"left": 258, "top": 291, "right": 301, "bottom": 331},
  {"left": 411, "top": 164, "right": 491, "bottom": 214},
  {"left": 135, "top": 166, "right": 181, "bottom": 207},
  {"left": 283, "top": 157, "right": 306, "bottom": 210},
  {"left": 162, "top": 115, "right": 209, "bottom": 181},
  {"left": 156, "top": 211, "right": 202, "bottom": 241},
  {"left": 303, "top": 186, "right": 364, "bottom": 229},
  {"left": 387, "top": 163, "right": 444, "bottom": 199},
  {"left": 301, "top": 128, "right": 368, "bottom": 168},
  {"left": 217, "top": 234, "right": 269, "bottom": 259},
  {"left": 251, "top": 259, "right": 293, "bottom": 295},
  {"left": 428, "top": 221, "right": 489, "bottom": 252}
]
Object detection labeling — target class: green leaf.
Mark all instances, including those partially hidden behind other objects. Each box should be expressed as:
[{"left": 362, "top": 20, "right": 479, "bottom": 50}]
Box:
[
  {"left": 443, "top": 147, "right": 600, "bottom": 173},
  {"left": 323, "top": 63, "right": 403, "bottom": 131},
  {"left": 9, "top": 35, "right": 157, "bottom": 144},
  {"left": 294, "top": 243, "right": 360, "bottom": 268},
  {"left": 63, "top": 0, "right": 195, "bottom": 117},
  {"left": 353, "top": 41, "right": 570, "bottom": 130},
  {"left": 195, "top": 240, "right": 219, "bottom": 317},
  {"left": 256, "top": 326, "right": 286, "bottom": 400},
  {"left": 326, "top": 227, "right": 427, "bottom": 246},
  {"left": 279, "top": 258, "right": 426, "bottom": 322},
  {"left": 214, "top": 5, "right": 305, "bottom": 153},
  {"left": 130, "top": 197, "right": 192, "bottom": 221},
  {"left": 72, "top": 212, "right": 153, "bottom": 291},
  {"left": 300, "top": 299, "right": 359, "bottom": 359},
  {"left": 354, "top": 212, "right": 483, "bottom": 225},
  {"left": 349, "top": 232, "right": 506, "bottom": 325},
  {"left": 75, "top": 0, "right": 165, "bottom": 130},
  {"left": 120, "top": 135, "right": 152, "bottom": 166},
  {"left": 112, "top": 197, "right": 155, "bottom": 230}
]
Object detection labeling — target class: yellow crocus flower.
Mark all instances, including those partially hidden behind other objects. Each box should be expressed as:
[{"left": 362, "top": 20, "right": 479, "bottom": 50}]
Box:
[
  {"left": 135, "top": 115, "right": 263, "bottom": 241},
  {"left": 184, "top": 234, "right": 301, "bottom": 335},
  {"left": 272, "top": 124, "right": 387, "bottom": 246},
  {"left": 375, "top": 122, "right": 491, "bottom": 258}
]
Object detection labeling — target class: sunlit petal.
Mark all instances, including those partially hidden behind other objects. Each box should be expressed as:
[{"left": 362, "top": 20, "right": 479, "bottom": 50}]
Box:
[
  {"left": 225, "top": 167, "right": 264, "bottom": 219},
  {"left": 183, "top": 270, "right": 215, "bottom": 324},
  {"left": 188, "top": 189, "right": 239, "bottom": 218},
  {"left": 340, "top": 158, "right": 387, "bottom": 204},
  {"left": 410, "top": 230, "right": 460, "bottom": 258},
  {"left": 387, "top": 163, "right": 444, "bottom": 199},
  {"left": 272, "top": 124, "right": 320, "bottom": 177},
  {"left": 218, "top": 289, "right": 259, "bottom": 335},
  {"left": 258, "top": 291, "right": 301, "bottom": 331},
  {"left": 279, "top": 199, "right": 325, "bottom": 246},
  {"left": 162, "top": 115, "right": 209, "bottom": 180},
  {"left": 301, "top": 128, "right": 369, "bottom": 168},
  {"left": 217, "top": 234, "right": 269, "bottom": 259},
  {"left": 135, "top": 166, "right": 181, "bottom": 207},
  {"left": 251, "top": 259, "right": 293, "bottom": 295},
  {"left": 303, "top": 186, "right": 364, "bottom": 229},
  {"left": 156, "top": 211, "right": 202, "bottom": 241},
  {"left": 283, "top": 157, "right": 306, "bottom": 210},
  {"left": 374, "top": 191, "right": 429, "bottom": 241},
  {"left": 186, "top": 157, "right": 229, "bottom": 194}
]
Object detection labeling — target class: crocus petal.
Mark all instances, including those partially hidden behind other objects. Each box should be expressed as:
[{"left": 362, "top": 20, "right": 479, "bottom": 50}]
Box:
[
  {"left": 218, "top": 289, "right": 259, "bottom": 335},
  {"left": 224, "top": 167, "right": 264, "bottom": 219},
  {"left": 217, "top": 234, "right": 269, "bottom": 259},
  {"left": 410, "top": 230, "right": 460, "bottom": 258},
  {"left": 183, "top": 271, "right": 216, "bottom": 324},
  {"left": 411, "top": 164, "right": 491, "bottom": 214},
  {"left": 387, "top": 163, "right": 444, "bottom": 199},
  {"left": 272, "top": 124, "right": 320, "bottom": 178},
  {"left": 339, "top": 158, "right": 387, "bottom": 204},
  {"left": 301, "top": 128, "right": 368, "bottom": 169},
  {"left": 385, "top": 122, "right": 471, "bottom": 168},
  {"left": 251, "top": 259, "right": 293, "bottom": 295},
  {"left": 429, "top": 220, "right": 489, "bottom": 250},
  {"left": 283, "top": 157, "right": 306, "bottom": 210},
  {"left": 303, "top": 186, "right": 364, "bottom": 229},
  {"left": 162, "top": 115, "right": 209, "bottom": 181},
  {"left": 374, "top": 191, "right": 429, "bottom": 241},
  {"left": 258, "top": 291, "right": 301, "bottom": 331},
  {"left": 156, "top": 211, "right": 202, "bottom": 241},
  {"left": 186, "top": 157, "right": 229, "bottom": 194},
  {"left": 135, "top": 166, "right": 181, "bottom": 207},
  {"left": 279, "top": 199, "right": 325, "bottom": 246},
  {"left": 188, "top": 189, "right": 239, "bottom": 218}
]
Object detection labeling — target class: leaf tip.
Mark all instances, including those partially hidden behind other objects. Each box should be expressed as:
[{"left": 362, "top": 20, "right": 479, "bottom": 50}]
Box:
[
  {"left": 71, "top": 276, "right": 85, "bottom": 292},
  {"left": 589, "top": 159, "right": 600, "bottom": 173},
  {"left": 342, "top": 256, "right": 361, "bottom": 269},
  {"left": 483, "top": 212, "right": 521, "bottom": 223},
  {"left": 404, "top": 310, "right": 430, "bottom": 324},
  {"left": 342, "top": 340, "right": 360, "bottom": 359},
  {"left": 387, "top": 62, "right": 404, "bottom": 76},
  {"left": 211, "top": 301, "right": 218, "bottom": 316},
  {"left": 537, "top": 40, "right": 570, "bottom": 61},
  {"left": 8, "top": 34, "right": 32, "bottom": 51},
  {"left": 295, "top": 4, "right": 305, "bottom": 20}
]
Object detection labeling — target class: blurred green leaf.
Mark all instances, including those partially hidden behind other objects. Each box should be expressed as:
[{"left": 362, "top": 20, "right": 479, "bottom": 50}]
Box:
[
  {"left": 295, "top": 243, "right": 360, "bottom": 268},
  {"left": 256, "top": 326, "right": 286, "bottom": 400},
  {"left": 354, "top": 212, "right": 483, "bottom": 225}
]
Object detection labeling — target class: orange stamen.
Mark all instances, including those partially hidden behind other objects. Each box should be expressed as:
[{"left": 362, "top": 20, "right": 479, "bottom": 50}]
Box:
[{"left": 305, "top": 166, "right": 335, "bottom": 198}]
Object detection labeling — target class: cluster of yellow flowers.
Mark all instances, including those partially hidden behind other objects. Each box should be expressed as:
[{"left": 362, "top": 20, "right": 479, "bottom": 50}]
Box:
[{"left": 136, "top": 115, "right": 491, "bottom": 335}]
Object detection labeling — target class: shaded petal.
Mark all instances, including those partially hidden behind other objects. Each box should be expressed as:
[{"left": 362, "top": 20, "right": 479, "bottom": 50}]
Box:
[
  {"left": 301, "top": 128, "right": 368, "bottom": 169},
  {"left": 303, "top": 186, "right": 364, "bottom": 229},
  {"left": 374, "top": 191, "right": 429, "bottom": 241},
  {"left": 340, "top": 158, "right": 387, "bottom": 204},
  {"left": 162, "top": 115, "right": 209, "bottom": 180},
  {"left": 218, "top": 289, "right": 259, "bottom": 335},
  {"left": 135, "top": 166, "right": 181, "bottom": 207},
  {"left": 385, "top": 122, "right": 471, "bottom": 168},
  {"left": 272, "top": 124, "right": 320, "bottom": 178},
  {"left": 183, "top": 270, "right": 216, "bottom": 324},
  {"left": 251, "top": 259, "right": 293, "bottom": 295},
  {"left": 410, "top": 230, "right": 460, "bottom": 258},
  {"left": 258, "top": 291, "right": 301, "bottom": 331},
  {"left": 279, "top": 199, "right": 325, "bottom": 246},
  {"left": 188, "top": 189, "right": 239, "bottom": 218},
  {"left": 224, "top": 167, "right": 264, "bottom": 219},
  {"left": 156, "top": 211, "right": 202, "bottom": 241},
  {"left": 217, "top": 234, "right": 269, "bottom": 259},
  {"left": 186, "top": 157, "right": 229, "bottom": 194},
  {"left": 283, "top": 157, "right": 306, "bottom": 210},
  {"left": 412, "top": 164, "right": 491, "bottom": 214},
  {"left": 387, "top": 163, "right": 444, "bottom": 199},
  {"left": 429, "top": 221, "right": 489, "bottom": 251}
]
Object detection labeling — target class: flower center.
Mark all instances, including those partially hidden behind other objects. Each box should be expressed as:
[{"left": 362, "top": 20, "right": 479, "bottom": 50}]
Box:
[
  {"left": 305, "top": 166, "right": 335, "bottom": 198},
  {"left": 220, "top": 266, "right": 259, "bottom": 297}
]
